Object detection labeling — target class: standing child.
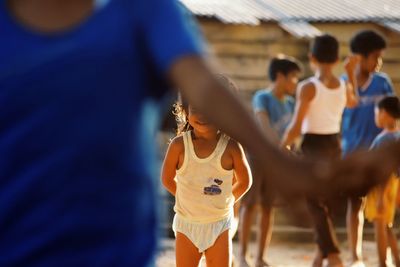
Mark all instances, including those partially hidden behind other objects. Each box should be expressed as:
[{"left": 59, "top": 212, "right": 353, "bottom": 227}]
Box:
[
  {"left": 282, "top": 34, "right": 359, "bottom": 267},
  {"left": 365, "top": 96, "right": 400, "bottom": 267},
  {"left": 342, "top": 30, "right": 394, "bottom": 267},
  {"left": 161, "top": 89, "right": 252, "bottom": 267},
  {"left": 239, "top": 55, "right": 301, "bottom": 267}
]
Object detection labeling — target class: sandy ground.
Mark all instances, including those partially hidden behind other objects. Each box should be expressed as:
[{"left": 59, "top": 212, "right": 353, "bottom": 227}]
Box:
[{"left": 156, "top": 238, "right": 391, "bottom": 267}]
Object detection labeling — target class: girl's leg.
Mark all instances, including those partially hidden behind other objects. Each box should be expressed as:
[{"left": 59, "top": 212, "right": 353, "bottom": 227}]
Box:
[
  {"left": 387, "top": 226, "right": 400, "bottom": 267},
  {"left": 176, "top": 232, "right": 202, "bottom": 267},
  {"left": 374, "top": 219, "right": 388, "bottom": 266},
  {"left": 205, "top": 230, "right": 232, "bottom": 267}
]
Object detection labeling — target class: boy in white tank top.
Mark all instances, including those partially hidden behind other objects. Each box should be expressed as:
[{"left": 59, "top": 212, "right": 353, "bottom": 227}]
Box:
[
  {"left": 282, "top": 34, "right": 359, "bottom": 267},
  {"left": 161, "top": 79, "right": 252, "bottom": 267}
]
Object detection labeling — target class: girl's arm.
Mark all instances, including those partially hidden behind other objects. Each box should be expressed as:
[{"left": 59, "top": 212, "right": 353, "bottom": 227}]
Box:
[
  {"left": 230, "top": 141, "right": 252, "bottom": 202},
  {"left": 344, "top": 55, "right": 360, "bottom": 108},
  {"left": 281, "top": 82, "right": 315, "bottom": 148},
  {"left": 161, "top": 137, "right": 183, "bottom": 196}
]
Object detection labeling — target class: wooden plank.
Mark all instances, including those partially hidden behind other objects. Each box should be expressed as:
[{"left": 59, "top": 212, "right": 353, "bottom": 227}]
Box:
[
  {"left": 393, "top": 82, "right": 400, "bottom": 95},
  {"left": 208, "top": 42, "right": 270, "bottom": 57},
  {"left": 215, "top": 56, "right": 311, "bottom": 78},
  {"left": 393, "top": 83, "right": 400, "bottom": 95},
  {"left": 208, "top": 41, "right": 309, "bottom": 58},
  {"left": 231, "top": 77, "right": 269, "bottom": 91},
  {"left": 200, "top": 20, "right": 400, "bottom": 46},
  {"left": 338, "top": 44, "right": 400, "bottom": 61},
  {"left": 200, "top": 20, "right": 289, "bottom": 42},
  {"left": 262, "top": 42, "right": 309, "bottom": 59},
  {"left": 381, "top": 62, "right": 400, "bottom": 81},
  {"left": 215, "top": 56, "right": 269, "bottom": 78},
  {"left": 383, "top": 46, "right": 400, "bottom": 61}
]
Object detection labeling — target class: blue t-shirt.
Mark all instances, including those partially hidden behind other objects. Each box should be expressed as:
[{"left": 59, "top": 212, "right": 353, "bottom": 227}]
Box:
[
  {"left": 341, "top": 73, "right": 394, "bottom": 154},
  {"left": 0, "top": 0, "right": 202, "bottom": 266},
  {"left": 252, "top": 89, "right": 295, "bottom": 137},
  {"left": 370, "top": 131, "right": 400, "bottom": 176},
  {"left": 370, "top": 131, "right": 400, "bottom": 150}
]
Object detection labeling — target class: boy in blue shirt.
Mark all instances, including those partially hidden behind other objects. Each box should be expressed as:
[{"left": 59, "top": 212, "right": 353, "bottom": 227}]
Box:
[
  {"left": 239, "top": 55, "right": 301, "bottom": 267},
  {"left": 342, "top": 30, "right": 395, "bottom": 267}
]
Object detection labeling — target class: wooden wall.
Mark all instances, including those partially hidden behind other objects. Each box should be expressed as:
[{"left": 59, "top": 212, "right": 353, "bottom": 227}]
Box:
[{"left": 198, "top": 18, "right": 400, "bottom": 99}]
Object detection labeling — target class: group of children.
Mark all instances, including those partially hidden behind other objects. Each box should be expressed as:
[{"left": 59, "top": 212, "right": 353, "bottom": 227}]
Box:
[{"left": 161, "top": 29, "right": 400, "bottom": 267}]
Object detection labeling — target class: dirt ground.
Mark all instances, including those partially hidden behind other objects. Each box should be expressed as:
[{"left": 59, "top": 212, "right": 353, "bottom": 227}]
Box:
[{"left": 156, "top": 238, "right": 392, "bottom": 267}]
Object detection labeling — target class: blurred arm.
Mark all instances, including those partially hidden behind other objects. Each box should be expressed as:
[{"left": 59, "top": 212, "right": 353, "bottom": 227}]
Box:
[
  {"left": 281, "top": 82, "right": 315, "bottom": 148},
  {"left": 168, "top": 56, "right": 285, "bottom": 165}
]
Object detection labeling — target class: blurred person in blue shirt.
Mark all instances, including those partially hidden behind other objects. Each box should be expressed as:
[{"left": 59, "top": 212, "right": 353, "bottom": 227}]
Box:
[
  {"left": 239, "top": 55, "right": 300, "bottom": 267},
  {"left": 341, "top": 30, "right": 394, "bottom": 267},
  {"left": 0, "top": 1, "right": 399, "bottom": 266}
]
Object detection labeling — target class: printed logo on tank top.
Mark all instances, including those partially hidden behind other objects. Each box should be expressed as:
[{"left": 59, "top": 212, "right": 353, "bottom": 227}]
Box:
[{"left": 203, "top": 178, "right": 223, "bottom": 195}]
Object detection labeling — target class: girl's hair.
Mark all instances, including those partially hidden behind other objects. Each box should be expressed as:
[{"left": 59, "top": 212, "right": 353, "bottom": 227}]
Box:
[
  {"left": 173, "top": 93, "right": 192, "bottom": 136},
  {"left": 173, "top": 74, "right": 239, "bottom": 136}
]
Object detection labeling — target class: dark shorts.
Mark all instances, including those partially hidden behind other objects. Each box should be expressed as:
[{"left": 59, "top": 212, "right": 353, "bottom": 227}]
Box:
[
  {"left": 302, "top": 133, "right": 342, "bottom": 257},
  {"left": 301, "top": 133, "right": 341, "bottom": 159}
]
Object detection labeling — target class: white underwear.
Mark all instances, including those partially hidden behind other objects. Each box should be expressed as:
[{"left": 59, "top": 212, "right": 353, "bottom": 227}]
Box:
[{"left": 172, "top": 214, "right": 232, "bottom": 253}]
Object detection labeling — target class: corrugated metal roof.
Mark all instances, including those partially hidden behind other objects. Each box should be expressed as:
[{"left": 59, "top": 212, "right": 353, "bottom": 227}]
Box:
[
  {"left": 255, "top": 0, "right": 400, "bottom": 22},
  {"left": 180, "top": 0, "right": 277, "bottom": 25},
  {"left": 180, "top": 0, "right": 400, "bottom": 25},
  {"left": 279, "top": 21, "right": 322, "bottom": 38},
  {"left": 381, "top": 21, "right": 400, "bottom": 33}
]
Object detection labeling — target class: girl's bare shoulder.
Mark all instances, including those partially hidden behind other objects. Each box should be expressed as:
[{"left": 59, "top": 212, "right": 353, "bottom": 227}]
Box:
[
  {"left": 225, "top": 138, "right": 244, "bottom": 157},
  {"left": 168, "top": 135, "right": 185, "bottom": 154}
]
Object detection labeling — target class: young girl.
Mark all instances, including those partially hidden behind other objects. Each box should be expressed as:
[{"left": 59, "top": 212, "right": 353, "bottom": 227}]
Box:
[
  {"left": 365, "top": 96, "right": 400, "bottom": 267},
  {"left": 161, "top": 87, "right": 252, "bottom": 266}
]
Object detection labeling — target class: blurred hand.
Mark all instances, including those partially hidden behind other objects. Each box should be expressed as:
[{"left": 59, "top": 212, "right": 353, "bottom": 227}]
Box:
[
  {"left": 344, "top": 54, "right": 361, "bottom": 74},
  {"left": 256, "top": 140, "right": 400, "bottom": 199},
  {"left": 329, "top": 141, "right": 400, "bottom": 197}
]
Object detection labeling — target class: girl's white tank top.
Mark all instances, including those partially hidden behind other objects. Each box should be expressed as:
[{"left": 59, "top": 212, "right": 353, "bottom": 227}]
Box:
[
  {"left": 301, "top": 76, "right": 347, "bottom": 135},
  {"left": 174, "top": 131, "right": 234, "bottom": 223}
]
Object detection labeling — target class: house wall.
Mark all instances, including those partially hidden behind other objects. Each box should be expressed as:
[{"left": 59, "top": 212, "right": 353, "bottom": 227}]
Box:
[{"left": 198, "top": 19, "right": 400, "bottom": 99}]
